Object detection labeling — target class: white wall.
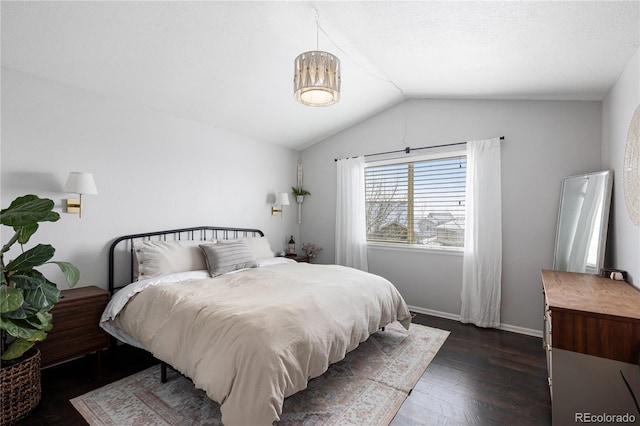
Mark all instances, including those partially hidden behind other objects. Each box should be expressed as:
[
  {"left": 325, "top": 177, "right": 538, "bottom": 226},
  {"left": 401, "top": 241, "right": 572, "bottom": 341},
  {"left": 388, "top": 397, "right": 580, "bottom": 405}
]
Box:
[
  {"left": 1, "top": 68, "right": 301, "bottom": 289},
  {"left": 301, "top": 98, "right": 602, "bottom": 333},
  {"left": 3, "top": 64, "right": 625, "bottom": 333},
  {"left": 603, "top": 48, "right": 640, "bottom": 287}
]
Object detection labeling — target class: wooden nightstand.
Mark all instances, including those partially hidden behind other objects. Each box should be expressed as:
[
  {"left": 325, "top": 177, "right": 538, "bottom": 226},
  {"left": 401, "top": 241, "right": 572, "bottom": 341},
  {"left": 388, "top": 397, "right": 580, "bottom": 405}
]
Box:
[
  {"left": 37, "top": 286, "right": 110, "bottom": 368},
  {"left": 285, "top": 254, "right": 310, "bottom": 263}
]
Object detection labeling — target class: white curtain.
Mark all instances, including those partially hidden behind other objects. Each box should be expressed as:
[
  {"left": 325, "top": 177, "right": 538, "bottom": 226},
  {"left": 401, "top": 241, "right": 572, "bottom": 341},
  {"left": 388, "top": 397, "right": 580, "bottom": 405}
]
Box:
[
  {"left": 460, "top": 138, "right": 502, "bottom": 328},
  {"left": 335, "top": 156, "right": 368, "bottom": 271}
]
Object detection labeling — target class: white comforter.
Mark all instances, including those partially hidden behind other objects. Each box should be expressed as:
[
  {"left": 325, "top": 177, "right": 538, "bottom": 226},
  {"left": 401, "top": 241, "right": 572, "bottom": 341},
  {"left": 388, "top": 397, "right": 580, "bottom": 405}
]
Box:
[{"left": 100, "top": 261, "right": 411, "bottom": 425}]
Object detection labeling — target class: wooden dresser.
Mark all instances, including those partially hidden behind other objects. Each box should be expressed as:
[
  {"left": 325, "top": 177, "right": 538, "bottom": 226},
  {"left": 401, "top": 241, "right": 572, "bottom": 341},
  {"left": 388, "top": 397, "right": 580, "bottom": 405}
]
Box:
[
  {"left": 37, "top": 286, "right": 110, "bottom": 368},
  {"left": 542, "top": 269, "right": 640, "bottom": 424}
]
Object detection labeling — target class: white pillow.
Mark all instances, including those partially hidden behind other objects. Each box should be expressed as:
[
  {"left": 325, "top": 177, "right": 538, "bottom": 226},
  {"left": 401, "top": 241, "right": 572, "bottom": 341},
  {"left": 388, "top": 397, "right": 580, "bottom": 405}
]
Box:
[
  {"left": 224, "top": 236, "right": 274, "bottom": 260},
  {"left": 133, "top": 240, "right": 212, "bottom": 280}
]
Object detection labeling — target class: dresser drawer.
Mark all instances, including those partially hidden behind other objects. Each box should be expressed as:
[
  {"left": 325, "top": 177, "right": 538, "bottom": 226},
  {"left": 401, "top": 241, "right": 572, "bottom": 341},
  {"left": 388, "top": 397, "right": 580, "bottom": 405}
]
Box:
[
  {"left": 542, "top": 269, "right": 640, "bottom": 424},
  {"left": 40, "top": 332, "right": 110, "bottom": 367},
  {"left": 38, "top": 286, "right": 110, "bottom": 367},
  {"left": 49, "top": 302, "right": 105, "bottom": 332}
]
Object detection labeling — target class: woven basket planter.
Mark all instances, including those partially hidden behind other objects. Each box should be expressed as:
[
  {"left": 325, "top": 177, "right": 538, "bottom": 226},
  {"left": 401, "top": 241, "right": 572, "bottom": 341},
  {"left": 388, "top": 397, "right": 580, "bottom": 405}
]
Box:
[{"left": 0, "top": 349, "right": 41, "bottom": 425}]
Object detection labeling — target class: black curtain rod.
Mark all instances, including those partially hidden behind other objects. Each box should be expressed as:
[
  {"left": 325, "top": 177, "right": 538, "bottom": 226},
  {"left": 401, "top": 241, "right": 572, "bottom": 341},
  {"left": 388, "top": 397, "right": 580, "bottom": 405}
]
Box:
[{"left": 334, "top": 136, "right": 505, "bottom": 162}]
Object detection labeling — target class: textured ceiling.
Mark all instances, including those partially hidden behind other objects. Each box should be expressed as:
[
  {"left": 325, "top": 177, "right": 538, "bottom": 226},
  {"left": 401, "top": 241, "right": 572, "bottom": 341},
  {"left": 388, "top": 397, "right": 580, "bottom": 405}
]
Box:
[{"left": 2, "top": 1, "right": 639, "bottom": 150}]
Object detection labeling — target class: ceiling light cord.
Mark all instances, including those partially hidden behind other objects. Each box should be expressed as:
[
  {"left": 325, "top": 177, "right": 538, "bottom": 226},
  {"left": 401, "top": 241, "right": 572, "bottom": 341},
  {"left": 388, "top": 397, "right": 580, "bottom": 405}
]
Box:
[
  {"left": 313, "top": 14, "right": 405, "bottom": 141},
  {"left": 315, "top": 20, "right": 405, "bottom": 100}
]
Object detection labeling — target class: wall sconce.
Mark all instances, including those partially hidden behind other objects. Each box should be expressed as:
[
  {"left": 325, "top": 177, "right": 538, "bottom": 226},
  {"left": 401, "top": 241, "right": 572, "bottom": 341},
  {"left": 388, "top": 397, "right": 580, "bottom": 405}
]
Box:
[
  {"left": 64, "top": 172, "right": 98, "bottom": 218},
  {"left": 272, "top": 192, "right": 290, "bottom": 217}
]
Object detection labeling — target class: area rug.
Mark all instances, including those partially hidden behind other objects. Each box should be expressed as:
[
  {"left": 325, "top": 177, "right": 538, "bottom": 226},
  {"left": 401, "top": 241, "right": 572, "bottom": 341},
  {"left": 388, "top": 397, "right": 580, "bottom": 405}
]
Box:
[{"left": 71, "top": 322, "right": 449, "bottom": 425}]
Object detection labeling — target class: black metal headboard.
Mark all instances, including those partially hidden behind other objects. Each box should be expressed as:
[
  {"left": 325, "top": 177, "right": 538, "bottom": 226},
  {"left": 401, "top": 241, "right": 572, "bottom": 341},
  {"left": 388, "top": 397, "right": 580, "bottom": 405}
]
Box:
[{"left": 108, "top": 226, "right": 264, "bottom": 294}]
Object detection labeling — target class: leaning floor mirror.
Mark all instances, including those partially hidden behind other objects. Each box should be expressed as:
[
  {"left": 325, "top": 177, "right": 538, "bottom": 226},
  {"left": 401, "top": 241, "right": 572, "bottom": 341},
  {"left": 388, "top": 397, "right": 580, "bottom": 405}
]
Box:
[{"left": 553, "top": 170, "right": 613, "bottom": 274}]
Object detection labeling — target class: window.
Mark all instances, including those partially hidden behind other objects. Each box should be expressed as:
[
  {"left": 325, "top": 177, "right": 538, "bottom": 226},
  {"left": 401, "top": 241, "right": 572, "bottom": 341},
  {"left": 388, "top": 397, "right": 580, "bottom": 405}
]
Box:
[{"left": 364, "top": 153, "right": 467, "bottom": 249}]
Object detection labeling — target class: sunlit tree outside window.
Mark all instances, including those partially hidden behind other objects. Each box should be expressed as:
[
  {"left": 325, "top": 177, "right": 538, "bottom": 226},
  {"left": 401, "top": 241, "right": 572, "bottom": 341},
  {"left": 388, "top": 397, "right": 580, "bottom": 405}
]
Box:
[{"left": 365, "top": 155, "right": 467, "bottom": 249}]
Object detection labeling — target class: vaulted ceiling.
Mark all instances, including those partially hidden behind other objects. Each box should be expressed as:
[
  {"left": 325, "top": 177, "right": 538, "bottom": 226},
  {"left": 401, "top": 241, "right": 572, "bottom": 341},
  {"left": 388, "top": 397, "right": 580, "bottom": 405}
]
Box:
[{"left": 2, "top": 1, "right": 638, "bottom": 150}]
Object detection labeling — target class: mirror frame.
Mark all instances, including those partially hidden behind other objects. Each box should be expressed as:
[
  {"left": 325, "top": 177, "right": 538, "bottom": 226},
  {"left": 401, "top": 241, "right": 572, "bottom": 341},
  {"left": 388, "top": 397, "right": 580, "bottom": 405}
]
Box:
[{"left": 553, "top": 170, "right": 613, "bottom": 274}]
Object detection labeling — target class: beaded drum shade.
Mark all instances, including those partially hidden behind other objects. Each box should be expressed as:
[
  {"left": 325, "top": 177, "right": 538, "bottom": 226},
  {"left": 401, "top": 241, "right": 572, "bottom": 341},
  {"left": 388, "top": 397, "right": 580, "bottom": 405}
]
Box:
[{"left": 293, "top": 50, "right": 341, "bottom": 107}]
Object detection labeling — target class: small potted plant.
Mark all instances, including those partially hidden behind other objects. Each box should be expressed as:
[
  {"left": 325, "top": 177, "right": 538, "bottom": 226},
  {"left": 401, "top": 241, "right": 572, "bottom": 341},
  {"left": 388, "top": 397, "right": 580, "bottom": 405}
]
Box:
[
  {"left": 291, "top": 187, "right": 311, "bottom": 224},
  {"left": 291, "top": 186, "right": 311, "bottom": 204},
  {"left": 0, "top": 194, "right": 79, "bottom": 424}
]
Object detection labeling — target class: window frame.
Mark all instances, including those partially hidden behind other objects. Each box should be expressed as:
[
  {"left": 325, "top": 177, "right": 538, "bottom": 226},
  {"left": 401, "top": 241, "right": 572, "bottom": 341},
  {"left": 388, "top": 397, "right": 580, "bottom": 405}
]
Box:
[{"left": 364, "top": 148, "right": 467, "bottom": 252}]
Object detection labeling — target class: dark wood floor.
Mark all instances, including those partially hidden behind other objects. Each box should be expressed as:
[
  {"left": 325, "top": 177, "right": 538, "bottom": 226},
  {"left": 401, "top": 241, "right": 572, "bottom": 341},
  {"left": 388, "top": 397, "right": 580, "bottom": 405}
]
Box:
[
  {"left": 393, "top": 315, "right": 551, "bottom": 425},
  {"left": 17, "top": 313, "right": 551, "bottom": 425}
]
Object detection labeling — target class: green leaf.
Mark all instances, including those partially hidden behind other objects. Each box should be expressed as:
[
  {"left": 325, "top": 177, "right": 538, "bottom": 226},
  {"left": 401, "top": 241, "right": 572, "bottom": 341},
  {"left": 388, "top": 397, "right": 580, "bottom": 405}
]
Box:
[
  {"left": 22, "top": 310, "right": 53, "bottom": 331},
  {"left": 22, "top": 280, "right": 59, "bottom": 310},
  {"left": 3, "top": 301, "right": 38, "bottom": 320},
  {"left": 0, "top": 316, "right": 20, "bottom": 336},
  {"left": 6, "top": 244, "right": 55, "bottom": 271},
  {"left": 0, "top": 195, "right": 59, "bottom": 227},
  {"left": 0, "top": 316, "right": 42, "bottom": 339},
  {"left": 291, "top": 186, "right": 311, "bottom": 196},
  {"left": 1, "top": 338, "right": 35, "bottom": 360},
  {"left": 49, "top": 261, "right": 80, "bottom": 288},
  {"left": 3, "top": 305, "right": 27, "bottom": 319},
  {"left": 34, "top": 311, "right": 53, "bottom": 332},
  {"left": 10, "top": 270, "right": 48, "bottom": 289},
  {"left": 0, "top": 285, "right": 24, "bottom": 314},
  {"left": 1, "top": 231, "right": 20, "bottom": 254},
  {"left": 16, "top": 223, "right": 39, "bottom": 245}
]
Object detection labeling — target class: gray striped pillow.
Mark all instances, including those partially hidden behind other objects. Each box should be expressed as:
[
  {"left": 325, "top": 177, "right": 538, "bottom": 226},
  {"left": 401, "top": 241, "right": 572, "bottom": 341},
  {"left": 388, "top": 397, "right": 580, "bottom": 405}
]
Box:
[{"left": 200, "top": 242, "right": 257, "bottom": 276}]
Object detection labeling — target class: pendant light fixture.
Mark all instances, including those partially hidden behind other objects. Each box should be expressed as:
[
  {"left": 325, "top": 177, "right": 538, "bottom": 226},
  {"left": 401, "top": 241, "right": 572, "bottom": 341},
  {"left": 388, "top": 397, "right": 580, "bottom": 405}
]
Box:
[{"left": 293, "top": 22, "right": 341, "bottom": 107}]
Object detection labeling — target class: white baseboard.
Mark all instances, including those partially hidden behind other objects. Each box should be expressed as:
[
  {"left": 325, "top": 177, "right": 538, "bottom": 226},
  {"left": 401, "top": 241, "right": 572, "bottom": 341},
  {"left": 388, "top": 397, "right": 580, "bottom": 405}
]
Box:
[
  {"left": 407, "top": 305, "right": 543, "bottom": 338},
  {"left": 408, "top": 305, "right": 460, "bottom": 321},
  {"left": 498, "top": 323, "right": 542, "bottom": 338}
]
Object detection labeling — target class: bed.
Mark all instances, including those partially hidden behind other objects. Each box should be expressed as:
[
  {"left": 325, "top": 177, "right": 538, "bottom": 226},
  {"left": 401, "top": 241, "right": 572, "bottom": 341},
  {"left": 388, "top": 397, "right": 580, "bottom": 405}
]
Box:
[{"left": 100, "top": 226, "right": 411, "bottom": 426}]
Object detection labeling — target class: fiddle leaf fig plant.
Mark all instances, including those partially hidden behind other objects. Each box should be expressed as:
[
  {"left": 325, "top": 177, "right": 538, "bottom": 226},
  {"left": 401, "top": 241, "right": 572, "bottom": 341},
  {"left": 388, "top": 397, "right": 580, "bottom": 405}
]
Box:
[{"left": 0, "top": 195, "right": 79, "bottom": 361}]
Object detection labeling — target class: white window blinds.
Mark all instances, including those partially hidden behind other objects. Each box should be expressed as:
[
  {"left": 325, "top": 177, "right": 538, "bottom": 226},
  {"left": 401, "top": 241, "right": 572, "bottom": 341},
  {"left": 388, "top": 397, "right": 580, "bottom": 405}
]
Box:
[{"left": 365, "top": 154, "right": 467, "bottom": 248}]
